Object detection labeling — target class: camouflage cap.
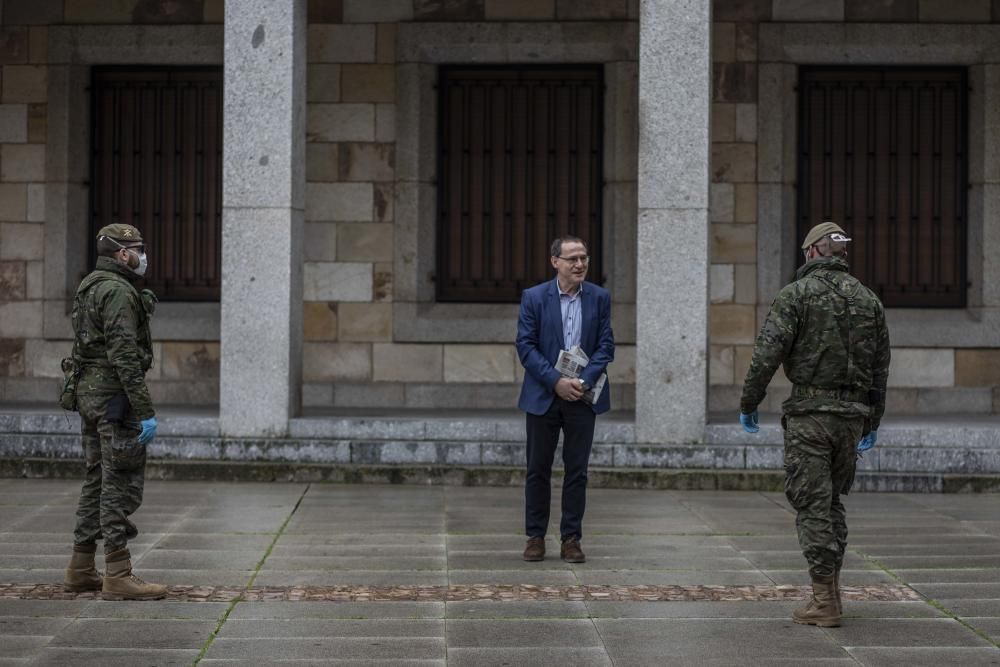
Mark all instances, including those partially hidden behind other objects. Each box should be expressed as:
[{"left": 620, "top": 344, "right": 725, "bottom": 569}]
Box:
[
  {"left": 97, "top": 224, "right": 143, "bottom": 244},
  {"left": 801, "top": 221, "right": 850, "bottom": 250}
]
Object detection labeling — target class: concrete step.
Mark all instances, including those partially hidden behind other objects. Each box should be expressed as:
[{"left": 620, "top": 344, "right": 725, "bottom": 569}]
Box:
[
  {"left": 2, "top": 410, "right": 1000, "bottom": 476},
  {"left": 3, "top": 456, "right": 998, "bottom": 492}
]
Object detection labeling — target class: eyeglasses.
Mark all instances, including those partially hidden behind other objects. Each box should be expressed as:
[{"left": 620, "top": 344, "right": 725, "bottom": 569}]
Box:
[{"left": 557, "top": 255, "right": 590, "bottom": 265}]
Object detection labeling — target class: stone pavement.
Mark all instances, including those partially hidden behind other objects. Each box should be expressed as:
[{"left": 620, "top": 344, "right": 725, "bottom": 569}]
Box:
[{"left": 0, "top": 480, "right": 998, "bottom": 666}]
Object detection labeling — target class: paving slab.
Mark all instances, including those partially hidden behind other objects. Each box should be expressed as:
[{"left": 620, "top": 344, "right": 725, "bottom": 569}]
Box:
[
  {"left": 447, "top": 647, "right": 612, "bottom": 666},
  {"left": 936, "top": 598, "right": 1000, "bottom": 617},
  {"left": 610, "top": 658, "right": 856, "bottom": 667},
  {"left": 262, "top": 555, "right": 446, "bottom": 571},
  {"left": 2, "top": 481, "right": 999, "bottom": 665},
  {"left": 871, "top": 555, "right": 1000, "bottom": 569},
  {"left": 854, "top": 543, "right": 1000, "bottom": 557},
  {"left": 47, "top": 618, "right": 215, "bottom": 649},
  {"left": 584, "top": 600, "right": 946, "bottom": 620},
  {"left": 0, "top": 569, "right": 64, "bottom": 584},
  {"left": 78, "top": 600, "right": 228, "bottom": 620},
  {"left": 276, "top": 533, "right": 446, "bottom": 546},
  {"left": 894, "top": 569, "right": 1000, "bottom": 584},
  {"left": 200, "top": 662, "right": 444, "bottom": 667},
  {"left": 844, "top": 647, "right": 1000, "bottom": 666},
  {"left": 912, "top": 583, "right": 1000, "bottom": 599},
  {"left": 129, "top": 568, "right": 255, "bottom": 587},
  {"left": 574, "top": 569, "right": 774, "bottom": 586},
  {"left": 445, "top": 601, "right": 590, "bottom": 618},
  {"left": 228, "top": 601, "right": 445, "bottom": 619},
  {"left": 965, "top": 617, "right": 1000, "bottom": 642},
  {"left": 740, "top": 551, "right": 872, "bottom": 570},
  {"left": 203, "top": 637, "right": 446, "bottom": 660},
  {"left": 762, "top": 569, "right": 897, "bottom": 586},
  {"left": 0, "top": 599, "right": 88, "bottom": 617},
  {"left": 0, "top": 636, "right": 51, "bottom": 659},
  {"left": 586, "top": 600, "right": 800, "bottom": 618},
  {"left": 446, "top": 619, "right": 603, "bottom": 647},
  {"left": 134, "top": 549, "right": 264, "bottom": 570},
  {"left": 253, "top": 570, "right": 450, "bottom": 586},
  {"left": 31, "top": 648, "right": 200, "bottom": 666},
  {"left": 153, "top": 534, "right": 275, "bottom": 551},
  {"left": 0, "top": 616, "right": 74, "bottom": 634},
  {"left": 217, "top": 618, "right": 445, "bottom": 638},
  {"left": 447, "top": 569, "right": 580, "bottom": 585},
  {"left": 594, "top": 618, "right": 849, "bottom": 662},
  {"left": 271, "top": 544, "right": 445, "bottom": 557},
  {"left": 822, "top": 618, "right": 992, "bottom": 647}
]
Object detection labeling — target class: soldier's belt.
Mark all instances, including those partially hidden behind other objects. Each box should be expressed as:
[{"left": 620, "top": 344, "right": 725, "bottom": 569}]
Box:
[{"left": 790, "top": 385, "right": 867, "bottom": 403}]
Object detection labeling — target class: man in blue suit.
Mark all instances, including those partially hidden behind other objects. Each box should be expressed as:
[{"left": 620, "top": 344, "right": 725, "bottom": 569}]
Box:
[{"left": 516, "top": 236, "right": 614, "bottom": 563}]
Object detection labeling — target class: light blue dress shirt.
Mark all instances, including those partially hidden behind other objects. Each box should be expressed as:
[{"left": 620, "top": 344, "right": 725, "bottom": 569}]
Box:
[{"left": 558, "top": 282, "right": 583, "bottom": 351}]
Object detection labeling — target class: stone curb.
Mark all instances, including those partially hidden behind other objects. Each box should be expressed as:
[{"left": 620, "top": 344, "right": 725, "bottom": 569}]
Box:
[{"left": 3, "top": 457, "right": 999, "bottom": 492}]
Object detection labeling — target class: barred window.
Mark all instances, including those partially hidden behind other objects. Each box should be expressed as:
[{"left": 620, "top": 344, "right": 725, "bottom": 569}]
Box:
[
  {"left": 436, "top": 65, "right": 604, "bottom": 302},
  {"left": 90, "top": 66, "right": 223, "bottom": 301},
  {"left": 798, "top": 67, "right": 968, "bottom": 308}
]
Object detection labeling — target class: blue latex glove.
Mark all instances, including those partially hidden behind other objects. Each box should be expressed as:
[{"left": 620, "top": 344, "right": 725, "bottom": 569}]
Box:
[
  {"left": 739, "top": 410, "right": 759, "bottom": 434},
  {"left": 138, "top": 417, "right": 158, "bottom": 445},
  {"left": 857, "top": 430, "right": 878, "bottom": 453}
]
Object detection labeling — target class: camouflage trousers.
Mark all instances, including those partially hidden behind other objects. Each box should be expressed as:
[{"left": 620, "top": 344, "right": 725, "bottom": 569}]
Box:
[
  {"left": 72, "top": 393, "right": 147, "bottom": 554},
  {"left": 783, "top": 413, "right": 865, "bottom": 581}
]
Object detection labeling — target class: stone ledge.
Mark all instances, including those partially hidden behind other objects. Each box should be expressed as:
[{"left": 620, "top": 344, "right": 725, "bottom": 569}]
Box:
[
  {"left": 397, "top": 21, "right": 638, "bottom": 63},
  {"left": 4, "top": 410, "right": 1000, "bottom": 473},
  {"left": 2, "top": 458, "right": 996, "bottom": 492},
  {"left": 48, "top": 25, "right": 223, "bottom": 64},
  {"left": 2, "top": 433, "right": 999, "bottom": 473}
]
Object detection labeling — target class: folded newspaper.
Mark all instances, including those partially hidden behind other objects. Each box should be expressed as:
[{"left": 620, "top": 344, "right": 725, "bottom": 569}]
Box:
[{"left": 555, "top": 346, "right": 607, "bottom": 404}]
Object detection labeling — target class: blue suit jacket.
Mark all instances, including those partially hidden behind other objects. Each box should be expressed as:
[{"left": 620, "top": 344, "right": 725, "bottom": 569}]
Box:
[{"left": 516, "top": 278, "right": 615, "bottom": 416}]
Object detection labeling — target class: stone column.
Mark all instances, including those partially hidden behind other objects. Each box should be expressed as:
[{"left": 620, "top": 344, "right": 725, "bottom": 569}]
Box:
[
  {"left": 220, "top": 0, "right": 306, "bottom": 437},
  {"left": 635, "top": 0, "right": 711, "bottom": 443}
]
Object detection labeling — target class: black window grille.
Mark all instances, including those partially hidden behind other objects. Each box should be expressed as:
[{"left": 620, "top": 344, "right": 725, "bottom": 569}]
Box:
[
  {"left": 797, "top": 66, "right": 968, "bottom": 308},
  {"left": 90, "top": 66, "right": 223, "bottom": 301},
  {"left": 437, "top": 65, "right": 604, "bottom": 302}
]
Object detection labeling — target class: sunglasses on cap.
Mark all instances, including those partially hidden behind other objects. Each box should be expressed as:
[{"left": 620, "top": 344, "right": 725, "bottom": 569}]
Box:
[{"left": 100, "top": 236, "right": 145, "bottom": 254}]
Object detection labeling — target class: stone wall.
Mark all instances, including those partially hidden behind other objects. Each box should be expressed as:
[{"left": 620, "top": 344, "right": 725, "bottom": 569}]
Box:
[
  {"left": 2, "top": 0, "right": 1000, "bottom": 416},
  {"left": 0, "top": 0, "right": 223, "bottom": 405},
  {"left": 708, "top": 0, "right": 1000, "bottom": 415},
  {"left": 299, "top": 0, "right": 641, "bottom": 411}
]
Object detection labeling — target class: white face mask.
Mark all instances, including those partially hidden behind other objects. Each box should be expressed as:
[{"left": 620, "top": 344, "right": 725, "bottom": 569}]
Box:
[
  {"left": 131, "top": 250, "right": 148, "bottom": 277},
  {"left": 103, "top": 236, "right": 148, "bottom": 276}
]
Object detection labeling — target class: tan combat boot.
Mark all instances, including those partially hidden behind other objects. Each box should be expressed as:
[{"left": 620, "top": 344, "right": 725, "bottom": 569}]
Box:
[
  {"left": 64, "top": 544, "right": 102, "bottom": 592},
  {"left": 101, "top": 548, "right": 167, "bottom": 601},
  {"left": 792, "top": 577, "right": 841, "bottom": 627}
]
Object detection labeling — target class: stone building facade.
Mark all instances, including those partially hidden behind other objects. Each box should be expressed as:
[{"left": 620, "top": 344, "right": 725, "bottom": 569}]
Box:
[{"left": 0, "top": 0, "right": 999, "bottom": 442}]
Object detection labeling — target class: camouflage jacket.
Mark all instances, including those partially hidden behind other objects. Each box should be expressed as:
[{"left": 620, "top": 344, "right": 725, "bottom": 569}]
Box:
[
  {"left": 71, "top": 257, "right": 156, "bottom": 420},
  {"left": 740, "top": 256, "right": 891, "bottom": 428}
]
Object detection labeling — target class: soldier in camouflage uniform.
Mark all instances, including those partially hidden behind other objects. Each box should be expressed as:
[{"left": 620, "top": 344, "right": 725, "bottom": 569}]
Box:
[
  {"left": 62, "top": 224, "right": 167, "bottom": 601},
  {"left": 739, "top": 222, "right": 890, "bottom": 627}
]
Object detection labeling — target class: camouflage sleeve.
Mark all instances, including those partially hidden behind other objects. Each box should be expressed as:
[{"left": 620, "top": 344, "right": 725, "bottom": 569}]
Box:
[
  {"left": 739, "top": 287, "right": 800, "bottom": 414},
  {"left": 869, "top": 303, "right": 891, "bottom": 431},
  {"left": 98, "top": 284, "right": 155, "bottom": 420}
]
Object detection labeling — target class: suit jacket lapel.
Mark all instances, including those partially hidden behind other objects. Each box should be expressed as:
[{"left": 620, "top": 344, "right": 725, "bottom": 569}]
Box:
[{"left": 547, "top": 278, "right": 564, "bottom": 349}]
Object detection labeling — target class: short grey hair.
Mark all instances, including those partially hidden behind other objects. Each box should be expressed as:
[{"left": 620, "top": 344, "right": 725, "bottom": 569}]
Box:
[{"left": 550, "top": 235, "right": 587, "bottom": 258}]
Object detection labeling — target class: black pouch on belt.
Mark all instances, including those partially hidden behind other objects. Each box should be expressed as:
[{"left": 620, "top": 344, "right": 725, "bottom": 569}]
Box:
[{"left": 104, "top": 392, "right": 130, "bottom": 423}]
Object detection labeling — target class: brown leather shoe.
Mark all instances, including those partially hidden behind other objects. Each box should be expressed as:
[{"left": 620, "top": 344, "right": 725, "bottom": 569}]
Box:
[
  {"left": 560, "top": 537, "right": 585, "bottom": 563},
  {"left": 523, "top": 537, "right": 545, "bottom": 561}
]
